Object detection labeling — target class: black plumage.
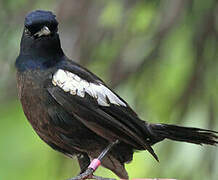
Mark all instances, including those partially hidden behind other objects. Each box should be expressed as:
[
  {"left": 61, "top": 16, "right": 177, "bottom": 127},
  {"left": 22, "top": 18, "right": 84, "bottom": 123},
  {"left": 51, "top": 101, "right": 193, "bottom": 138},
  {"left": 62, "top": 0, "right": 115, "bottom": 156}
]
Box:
[{"left": 16, "top": 10, "right": 218, "bottom": 180}]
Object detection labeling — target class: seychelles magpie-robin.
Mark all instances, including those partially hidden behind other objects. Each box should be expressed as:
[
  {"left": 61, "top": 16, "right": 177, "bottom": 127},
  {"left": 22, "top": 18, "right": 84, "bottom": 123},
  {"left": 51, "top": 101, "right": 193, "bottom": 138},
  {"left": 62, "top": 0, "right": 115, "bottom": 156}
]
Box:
[{"left": 15, "top": 10, "right": 218, "bottom": 180}]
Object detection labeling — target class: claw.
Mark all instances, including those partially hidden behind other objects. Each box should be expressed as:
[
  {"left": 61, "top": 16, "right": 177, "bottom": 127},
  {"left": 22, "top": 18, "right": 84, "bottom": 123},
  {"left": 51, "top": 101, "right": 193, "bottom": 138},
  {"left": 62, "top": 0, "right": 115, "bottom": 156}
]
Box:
[
  {"left": 67, "top": 168, "right": 116, "bottom": 180},
  {"left": 68, "top": 141, "right": 119, "bottom": 180},
  {"left": 92, "top": 175, "right": 116, "bottom": 180},
  {"left": 67, "top": 168, "right": 94, "bottom": 180}
]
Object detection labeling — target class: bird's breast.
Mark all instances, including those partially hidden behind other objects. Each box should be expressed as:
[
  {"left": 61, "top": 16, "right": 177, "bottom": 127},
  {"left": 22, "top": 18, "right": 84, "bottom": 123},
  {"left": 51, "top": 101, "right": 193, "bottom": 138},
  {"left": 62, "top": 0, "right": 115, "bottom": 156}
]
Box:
[
  {"left": 16, "top": 70, "right": 51, "bottom": 132},
  {"left": 16, "top": 69, "right": 103, "bottom": 154},
  {"left": 17, "top": 71, "right": 73, "bottom": 153}
]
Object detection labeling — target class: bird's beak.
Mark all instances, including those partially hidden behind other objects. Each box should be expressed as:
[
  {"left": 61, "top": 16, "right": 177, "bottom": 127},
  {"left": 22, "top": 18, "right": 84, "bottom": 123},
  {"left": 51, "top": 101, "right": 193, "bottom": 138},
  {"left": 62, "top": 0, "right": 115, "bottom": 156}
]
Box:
[{"left": 34, "top": 26, "right": 51, "bottom": 37}]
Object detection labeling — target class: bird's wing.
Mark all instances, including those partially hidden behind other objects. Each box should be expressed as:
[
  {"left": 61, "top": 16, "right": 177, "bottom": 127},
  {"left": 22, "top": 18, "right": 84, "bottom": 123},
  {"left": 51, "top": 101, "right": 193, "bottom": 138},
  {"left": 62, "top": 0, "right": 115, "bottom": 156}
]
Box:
[{"left": 47, "top": 60, "right": 158, "bottom": 161}]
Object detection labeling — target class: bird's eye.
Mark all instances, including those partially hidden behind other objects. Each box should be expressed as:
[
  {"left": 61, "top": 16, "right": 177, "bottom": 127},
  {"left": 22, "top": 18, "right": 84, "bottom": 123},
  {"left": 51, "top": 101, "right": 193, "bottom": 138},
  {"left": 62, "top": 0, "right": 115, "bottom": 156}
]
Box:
[
  {"left": 49, "top": 24, "right": 58, "bottom": 33},
  {"left": 24, "top": 28, "right": 31, "bottom": 35}
]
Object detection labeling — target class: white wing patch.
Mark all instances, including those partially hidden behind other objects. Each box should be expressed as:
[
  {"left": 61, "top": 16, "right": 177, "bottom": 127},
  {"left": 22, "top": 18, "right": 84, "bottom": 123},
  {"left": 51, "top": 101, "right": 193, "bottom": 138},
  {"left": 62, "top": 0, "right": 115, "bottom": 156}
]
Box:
[{"left": 52, "top": 69, "right": 126, "bottom": 107}]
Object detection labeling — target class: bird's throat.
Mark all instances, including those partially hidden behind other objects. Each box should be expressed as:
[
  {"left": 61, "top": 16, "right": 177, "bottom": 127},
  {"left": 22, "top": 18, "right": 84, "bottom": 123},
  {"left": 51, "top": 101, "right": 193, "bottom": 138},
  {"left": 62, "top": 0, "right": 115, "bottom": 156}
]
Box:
[
  {"left": 16, "top": 33, "right": 64, "bottom": 71},
  {"left": 20, "top": 32, "right": 64, "bottom": 59}
]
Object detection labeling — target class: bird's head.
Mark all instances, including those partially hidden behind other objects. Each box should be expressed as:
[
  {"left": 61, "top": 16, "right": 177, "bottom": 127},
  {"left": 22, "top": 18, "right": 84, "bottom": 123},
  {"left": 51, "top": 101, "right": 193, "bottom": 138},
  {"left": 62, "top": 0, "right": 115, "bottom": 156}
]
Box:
[
  {"left": 20, "top": 10, "right": 63, "bottom": 58},
  {"left": 24, "top": 10, "right": 58, "bottom": 39}
]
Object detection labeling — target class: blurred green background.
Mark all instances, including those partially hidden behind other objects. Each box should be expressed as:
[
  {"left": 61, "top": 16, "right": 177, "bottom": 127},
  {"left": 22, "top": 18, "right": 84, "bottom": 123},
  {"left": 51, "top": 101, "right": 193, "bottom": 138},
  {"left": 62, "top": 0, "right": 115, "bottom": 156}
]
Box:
[{"left": 0, "top": 0, "right": 218, "bottom": 179}]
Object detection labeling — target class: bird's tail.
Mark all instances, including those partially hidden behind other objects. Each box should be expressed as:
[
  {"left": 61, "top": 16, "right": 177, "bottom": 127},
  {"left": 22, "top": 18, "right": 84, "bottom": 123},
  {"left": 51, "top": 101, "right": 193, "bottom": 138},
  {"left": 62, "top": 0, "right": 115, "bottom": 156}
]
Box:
[{"left": 148, "top": 123, "right": 218, "bottom": 145}]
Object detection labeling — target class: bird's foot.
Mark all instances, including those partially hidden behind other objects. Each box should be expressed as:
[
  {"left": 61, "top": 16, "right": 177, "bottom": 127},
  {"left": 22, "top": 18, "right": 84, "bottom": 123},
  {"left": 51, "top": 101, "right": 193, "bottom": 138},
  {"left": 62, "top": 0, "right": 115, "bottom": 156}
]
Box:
[
  {"left": 92, "top": 175, "right": 116, "bottom": 180},
  {"left": 68, "top": 141, "right": 119, "bottom": 180},
  {"left": 67, "top": 168, "right": 116, "bottom": 180},
  {"left": 67, "top": 168, "right": 94, "bottom": 180}
]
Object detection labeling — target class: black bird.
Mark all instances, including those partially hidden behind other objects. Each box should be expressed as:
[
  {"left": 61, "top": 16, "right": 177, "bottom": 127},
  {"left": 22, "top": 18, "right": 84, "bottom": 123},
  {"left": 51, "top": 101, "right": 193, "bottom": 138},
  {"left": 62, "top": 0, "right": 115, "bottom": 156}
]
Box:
[{"left": 16, "top": 10, "right": 218, "bottom": 180}]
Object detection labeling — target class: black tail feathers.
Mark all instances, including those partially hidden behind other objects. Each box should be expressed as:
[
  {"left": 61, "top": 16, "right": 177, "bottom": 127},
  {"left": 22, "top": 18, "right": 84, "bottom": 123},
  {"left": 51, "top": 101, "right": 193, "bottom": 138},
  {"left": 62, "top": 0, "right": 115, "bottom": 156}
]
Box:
[{"left": 148, "top": 123, "right": 218, "bottom": 146}]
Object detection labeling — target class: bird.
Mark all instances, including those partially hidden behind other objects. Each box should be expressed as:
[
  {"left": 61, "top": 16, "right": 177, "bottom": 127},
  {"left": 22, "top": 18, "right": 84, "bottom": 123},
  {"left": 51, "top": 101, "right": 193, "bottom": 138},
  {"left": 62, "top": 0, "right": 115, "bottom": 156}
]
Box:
[{"left": 15, "top": 10, "right": 218, "bottom": 180}]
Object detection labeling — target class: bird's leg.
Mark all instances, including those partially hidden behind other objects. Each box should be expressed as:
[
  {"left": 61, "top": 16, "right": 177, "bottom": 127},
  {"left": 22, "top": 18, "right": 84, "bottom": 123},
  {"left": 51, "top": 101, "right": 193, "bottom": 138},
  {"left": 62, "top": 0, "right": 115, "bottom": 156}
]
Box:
[
  {"left": 77, "top": 153, "right": 90, "bottom": 174},
  {"left": 96, "top": 139, "right": 119, "bottom": 162},
  {"left": 67, "top": 140, "right": 119, "bottom": 180}
]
